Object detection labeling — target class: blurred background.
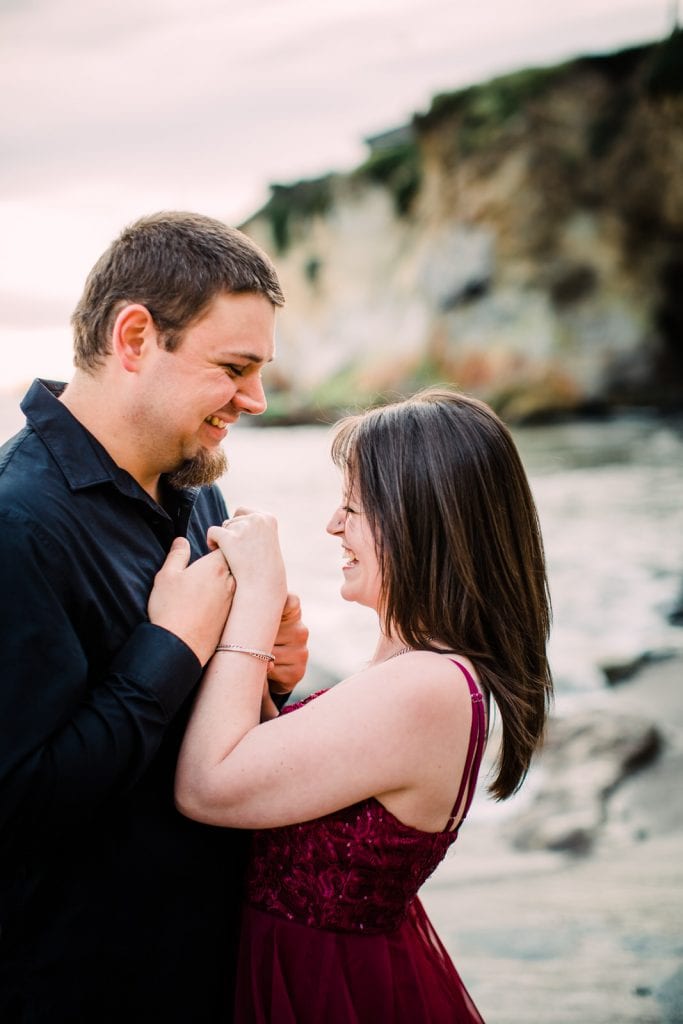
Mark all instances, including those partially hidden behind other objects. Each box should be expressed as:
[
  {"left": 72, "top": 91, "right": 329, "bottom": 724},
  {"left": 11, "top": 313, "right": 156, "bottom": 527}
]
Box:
[
  {"left": 1, "top": 0, "right": 681, "bottom": 680},
  {"left": 2, "top": 2, "right": 682, "bottom": 1020},
  {"left": 0, "top": 0, "right": 678, "bottom": 391}
]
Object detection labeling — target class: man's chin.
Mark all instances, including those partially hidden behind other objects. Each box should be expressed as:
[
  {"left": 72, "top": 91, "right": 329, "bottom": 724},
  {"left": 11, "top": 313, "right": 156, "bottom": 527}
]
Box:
[{"left": 166, "top": 447, "right": 228, "bottom": 490}]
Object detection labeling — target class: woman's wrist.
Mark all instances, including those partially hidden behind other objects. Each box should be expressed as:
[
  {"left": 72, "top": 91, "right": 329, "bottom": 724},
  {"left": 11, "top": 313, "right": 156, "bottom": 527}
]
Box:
[
  {"left": 219, "top": 597, "right": 283, "bottom": 650},
  {"left": 214, "top": 643, "right": 275, "bottom": 664}
]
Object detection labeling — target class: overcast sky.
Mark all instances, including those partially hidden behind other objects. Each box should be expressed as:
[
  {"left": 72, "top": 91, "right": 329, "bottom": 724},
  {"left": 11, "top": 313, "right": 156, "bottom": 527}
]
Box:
[{"left": 0, "top": 0, "right": 672, "bottom": 390}]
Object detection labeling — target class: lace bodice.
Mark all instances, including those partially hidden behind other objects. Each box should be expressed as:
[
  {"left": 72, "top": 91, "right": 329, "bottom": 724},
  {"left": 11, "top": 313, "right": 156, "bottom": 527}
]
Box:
[{"left": 245, "top": 667, "right": 486, "bottom": 935}]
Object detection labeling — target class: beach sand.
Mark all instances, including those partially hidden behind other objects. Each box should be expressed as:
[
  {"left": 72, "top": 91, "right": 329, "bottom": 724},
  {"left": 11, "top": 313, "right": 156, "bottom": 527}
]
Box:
[{"left": 422, "top": 654, "right": 683, "bottom": 1023}]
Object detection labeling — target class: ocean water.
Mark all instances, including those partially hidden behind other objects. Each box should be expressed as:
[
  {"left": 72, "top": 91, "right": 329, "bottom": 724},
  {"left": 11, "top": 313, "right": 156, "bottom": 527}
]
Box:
[{"left": 2, "top": 390, "right": 682, "bottom": 701}]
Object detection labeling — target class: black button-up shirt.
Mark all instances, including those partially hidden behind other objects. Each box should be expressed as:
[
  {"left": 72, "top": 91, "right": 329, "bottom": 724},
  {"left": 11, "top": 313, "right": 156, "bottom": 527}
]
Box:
[{"left": 0, "top": 380, "right": 247, "bottom": 1022}]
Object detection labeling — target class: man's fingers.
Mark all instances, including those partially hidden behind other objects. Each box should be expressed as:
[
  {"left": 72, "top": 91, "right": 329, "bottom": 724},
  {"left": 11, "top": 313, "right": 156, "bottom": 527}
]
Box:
[
  {"left": 279, "top": 593, "right": 302, "bottom": 623},
  {"left": 230, "top": 506, "right": 256, "bottom": 519},
  {"left": 161, "top": 536, "right": 191, "bottom": 573},
  {"left": 273, "top": 620, "right": 309, "bottom": 650},
  {"left": 206, "top": 525, "right": 224, "bottom": 552}
]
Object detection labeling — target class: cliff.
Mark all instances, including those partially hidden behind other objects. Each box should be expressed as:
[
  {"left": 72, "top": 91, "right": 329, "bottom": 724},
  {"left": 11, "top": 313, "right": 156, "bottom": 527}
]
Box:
[{"left": 242, "top": 32, "right": 683, "bottom": 423}]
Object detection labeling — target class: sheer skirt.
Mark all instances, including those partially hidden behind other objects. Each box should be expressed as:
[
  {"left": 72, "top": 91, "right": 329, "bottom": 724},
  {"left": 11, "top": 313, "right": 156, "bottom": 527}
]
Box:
[{"left": 235, "top": 898, "right": 484, "bottom": 1024}]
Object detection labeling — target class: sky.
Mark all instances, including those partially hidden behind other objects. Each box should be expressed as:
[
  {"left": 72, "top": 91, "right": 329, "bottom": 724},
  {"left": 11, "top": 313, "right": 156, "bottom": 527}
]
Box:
[{"left": 0, "top": 0, "right": 673, "bottom": 391}]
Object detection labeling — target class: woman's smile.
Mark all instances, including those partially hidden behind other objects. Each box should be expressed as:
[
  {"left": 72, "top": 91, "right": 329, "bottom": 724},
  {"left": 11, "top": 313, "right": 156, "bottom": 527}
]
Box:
[{"left": 341, "top": 546, "right": 358, "bottom": 571}]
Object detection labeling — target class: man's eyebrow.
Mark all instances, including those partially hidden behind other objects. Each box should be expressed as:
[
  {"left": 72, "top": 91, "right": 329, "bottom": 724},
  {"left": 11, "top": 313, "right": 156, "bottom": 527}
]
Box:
[{"left": 218, "top": 351, "right": 274, "bottom": 364}]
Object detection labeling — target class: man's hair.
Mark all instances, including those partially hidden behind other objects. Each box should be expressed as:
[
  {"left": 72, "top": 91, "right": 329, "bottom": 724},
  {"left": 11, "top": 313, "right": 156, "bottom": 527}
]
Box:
[
  {"left": 331, "top": 386, "right": 553, "bottom": 801},
  {"left": 71, "top": 211, "right": 285, "bottom": 371}
]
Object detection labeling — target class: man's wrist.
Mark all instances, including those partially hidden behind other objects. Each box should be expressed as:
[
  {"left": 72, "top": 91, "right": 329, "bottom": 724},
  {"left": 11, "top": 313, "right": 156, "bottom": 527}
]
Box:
[{"left": 268, "top": 685, "right": 291, "bottom": 712}]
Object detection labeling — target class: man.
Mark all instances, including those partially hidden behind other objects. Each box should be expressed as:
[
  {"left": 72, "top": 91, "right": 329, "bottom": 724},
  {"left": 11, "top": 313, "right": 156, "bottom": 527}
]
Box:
[{"left": 0, "top": 212, "right": 308, "bottom": 1022}]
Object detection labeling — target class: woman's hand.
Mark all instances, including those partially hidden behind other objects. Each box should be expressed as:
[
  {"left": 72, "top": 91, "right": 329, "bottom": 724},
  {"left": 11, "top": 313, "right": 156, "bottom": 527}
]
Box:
[{"left": 207, "top": 507, "right": 287, "bottom": 617}]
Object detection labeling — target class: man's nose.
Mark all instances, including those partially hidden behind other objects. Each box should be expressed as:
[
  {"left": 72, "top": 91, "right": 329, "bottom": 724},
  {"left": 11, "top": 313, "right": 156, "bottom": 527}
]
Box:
[{"left": 234, "top": 375, "right": 267, "bottom": 416}]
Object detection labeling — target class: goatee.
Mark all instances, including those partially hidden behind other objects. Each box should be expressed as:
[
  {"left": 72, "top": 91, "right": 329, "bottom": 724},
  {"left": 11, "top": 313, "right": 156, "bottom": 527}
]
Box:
[{"left": 166, "top": 447, "right": 229, "bottom": 490}]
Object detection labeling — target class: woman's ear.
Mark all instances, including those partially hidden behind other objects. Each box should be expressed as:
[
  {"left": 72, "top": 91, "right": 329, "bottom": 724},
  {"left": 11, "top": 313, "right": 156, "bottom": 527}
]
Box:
[{"left": 111, "top": 304, "right": 157, "bottom": 373}]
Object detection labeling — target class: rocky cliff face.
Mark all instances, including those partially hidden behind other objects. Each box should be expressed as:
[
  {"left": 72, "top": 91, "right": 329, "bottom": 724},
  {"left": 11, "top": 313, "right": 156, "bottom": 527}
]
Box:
[{"left": 242, "top": 33, "right": 683, "bottom": 422}]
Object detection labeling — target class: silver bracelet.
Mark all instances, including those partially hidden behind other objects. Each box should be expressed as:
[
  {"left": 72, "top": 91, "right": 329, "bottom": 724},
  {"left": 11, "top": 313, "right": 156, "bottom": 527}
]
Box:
[{"left": 215, "top": 643, "right": 275, "bottom": 664}]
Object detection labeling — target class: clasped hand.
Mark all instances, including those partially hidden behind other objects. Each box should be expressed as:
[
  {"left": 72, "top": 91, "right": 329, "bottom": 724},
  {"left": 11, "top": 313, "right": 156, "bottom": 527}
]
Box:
[
  {"left": 208, "top": 509, "right": 308, "bottom": 694},
  {"left": 206, "top": 507, "right": 286, "bottom": 600},
  {"left": 148, "top": 509, "right": 308, "bottom": 693}
]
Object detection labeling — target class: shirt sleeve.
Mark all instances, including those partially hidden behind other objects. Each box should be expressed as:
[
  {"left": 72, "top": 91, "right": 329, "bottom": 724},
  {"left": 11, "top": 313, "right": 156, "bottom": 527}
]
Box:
[{"left": 0, "top": 513, "right": 202, "bottom": 857}]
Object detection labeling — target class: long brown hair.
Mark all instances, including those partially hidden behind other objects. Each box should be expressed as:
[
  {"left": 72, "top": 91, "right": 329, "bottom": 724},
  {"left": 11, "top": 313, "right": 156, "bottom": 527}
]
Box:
[{"left": 331, "top": 386, "right": 553, "bottom": 800}]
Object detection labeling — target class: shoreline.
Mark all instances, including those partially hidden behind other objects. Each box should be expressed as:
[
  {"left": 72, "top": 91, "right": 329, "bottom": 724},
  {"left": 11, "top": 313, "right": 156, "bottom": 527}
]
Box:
[{"left": 422, "top": 652, "right": 683, "bottom": 1024}]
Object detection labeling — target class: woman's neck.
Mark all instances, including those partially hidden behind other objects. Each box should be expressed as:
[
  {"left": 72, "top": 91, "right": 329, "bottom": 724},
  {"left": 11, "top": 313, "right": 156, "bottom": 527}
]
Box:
[{"left": 370, "top": 634, "right": 411, "bottom": 665}]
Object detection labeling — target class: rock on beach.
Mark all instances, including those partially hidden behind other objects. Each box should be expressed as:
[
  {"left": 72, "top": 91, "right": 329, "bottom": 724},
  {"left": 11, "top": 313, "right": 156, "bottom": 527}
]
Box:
[{"left": 505, "top": 711, "right": 662, "bottom": 855}]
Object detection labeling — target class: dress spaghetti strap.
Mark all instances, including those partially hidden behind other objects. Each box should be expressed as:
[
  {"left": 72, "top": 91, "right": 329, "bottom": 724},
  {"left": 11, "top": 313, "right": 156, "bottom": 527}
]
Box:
[{"left": 443, "top": 660, "right": 487, "bottom": 833}]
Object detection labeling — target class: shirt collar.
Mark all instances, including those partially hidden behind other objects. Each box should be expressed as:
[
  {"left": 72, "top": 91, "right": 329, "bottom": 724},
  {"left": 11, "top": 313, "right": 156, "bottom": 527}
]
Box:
[{"left": 20, "top": 379, "right": 200, "bottom": 517}]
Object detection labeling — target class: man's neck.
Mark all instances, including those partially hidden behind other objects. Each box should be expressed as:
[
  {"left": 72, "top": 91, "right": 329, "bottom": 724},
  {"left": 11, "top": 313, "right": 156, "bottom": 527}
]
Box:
[{"left": 60, "top": 372, "right": 162, "bottom": 502}]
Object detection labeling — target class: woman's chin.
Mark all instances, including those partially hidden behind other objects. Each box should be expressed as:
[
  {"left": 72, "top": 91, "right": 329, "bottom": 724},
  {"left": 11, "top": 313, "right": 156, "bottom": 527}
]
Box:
[
  {"left": 340, "top": 578, "right": 363, "bottom": 604},
  {"left": 340, "top": 584, "right": 377, "bottom": 611}
]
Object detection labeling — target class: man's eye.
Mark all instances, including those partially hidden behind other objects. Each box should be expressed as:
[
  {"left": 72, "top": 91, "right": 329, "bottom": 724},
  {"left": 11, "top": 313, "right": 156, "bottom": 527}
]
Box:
[{"left": 226, "top": 365, "right": 246, "bottom": 377}]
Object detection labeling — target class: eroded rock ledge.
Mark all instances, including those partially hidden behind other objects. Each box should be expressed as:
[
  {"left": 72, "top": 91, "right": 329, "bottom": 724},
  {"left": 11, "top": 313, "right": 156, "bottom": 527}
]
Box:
[{"left": 505, "top": 711, "right": 662, "bottom": 854}]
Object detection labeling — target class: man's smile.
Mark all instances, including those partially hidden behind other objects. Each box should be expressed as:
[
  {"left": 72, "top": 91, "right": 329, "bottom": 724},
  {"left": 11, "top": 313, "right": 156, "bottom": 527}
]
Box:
[{"left": 205, "top": 414, "right": 229, "bottom": 429}]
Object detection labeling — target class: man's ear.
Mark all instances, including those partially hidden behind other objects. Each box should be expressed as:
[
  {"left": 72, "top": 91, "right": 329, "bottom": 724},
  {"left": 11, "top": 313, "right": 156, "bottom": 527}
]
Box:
[{"left": 111, "top": 304, "right": 158, "bottom": 372}]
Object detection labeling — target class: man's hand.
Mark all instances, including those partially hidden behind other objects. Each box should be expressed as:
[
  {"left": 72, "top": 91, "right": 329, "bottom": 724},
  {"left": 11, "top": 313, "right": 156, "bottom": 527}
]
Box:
[
  {"left": 148, "top": 538, "right": 235, "bottom": 666},
  {"left": 267, "top": 593, "right": 309, "bottom": 697}
]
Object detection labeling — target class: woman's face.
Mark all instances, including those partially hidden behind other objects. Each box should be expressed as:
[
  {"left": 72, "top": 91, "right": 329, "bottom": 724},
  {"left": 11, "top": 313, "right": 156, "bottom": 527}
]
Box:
[{"left": 326, "top": 485, "right": 382, "bottom": 611}]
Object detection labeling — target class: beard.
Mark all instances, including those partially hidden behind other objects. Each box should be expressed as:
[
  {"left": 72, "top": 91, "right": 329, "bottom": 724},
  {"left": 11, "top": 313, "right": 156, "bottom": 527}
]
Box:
[{"left": 166, "top": 446, "right": 229, "bottom": 490}]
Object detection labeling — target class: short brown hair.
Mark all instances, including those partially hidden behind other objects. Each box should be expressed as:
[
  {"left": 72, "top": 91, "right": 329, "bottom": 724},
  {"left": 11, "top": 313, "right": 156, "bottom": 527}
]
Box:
[
  {"left": 71, "top": 211, "right": 284, "bottom": 371},
  {"left": 331, "top": 386, "right": 553, "bottom": 800}
]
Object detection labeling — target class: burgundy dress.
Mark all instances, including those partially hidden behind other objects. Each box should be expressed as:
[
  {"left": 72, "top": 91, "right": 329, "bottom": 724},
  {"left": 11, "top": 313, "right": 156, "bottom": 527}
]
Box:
[{"left": 234, "top": 661, "right": 486, "bottom": 1023}]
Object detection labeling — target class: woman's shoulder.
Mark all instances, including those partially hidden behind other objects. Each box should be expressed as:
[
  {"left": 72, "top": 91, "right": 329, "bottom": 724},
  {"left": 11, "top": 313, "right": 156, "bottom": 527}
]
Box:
[
  {"left": 282, "top": 654, "right": 482, "bottom": 745},
  {"left": 329, "top": 650, "right": 481, "bottom": 728},
  {"left": 371, "top": 649, "right": 480, "bottom": 694}
]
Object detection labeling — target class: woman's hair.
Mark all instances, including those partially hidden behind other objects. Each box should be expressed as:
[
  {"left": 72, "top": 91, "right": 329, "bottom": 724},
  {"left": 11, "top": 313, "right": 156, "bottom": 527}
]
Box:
[
  {"left": 71, "top": 211, "right": 284, "bottom": 372},
  {"left": 331, "top": 385, "right": 553, "bottom": 800}
]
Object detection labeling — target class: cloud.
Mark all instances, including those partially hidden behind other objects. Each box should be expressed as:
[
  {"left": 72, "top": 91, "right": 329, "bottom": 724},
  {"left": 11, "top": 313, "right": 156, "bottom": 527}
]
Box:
[
  {"left": 0, "top": 0, "right": 669, "bottom": 388},
  {"left": 1, "top": 0, "right": 665, "bottom": 201}
]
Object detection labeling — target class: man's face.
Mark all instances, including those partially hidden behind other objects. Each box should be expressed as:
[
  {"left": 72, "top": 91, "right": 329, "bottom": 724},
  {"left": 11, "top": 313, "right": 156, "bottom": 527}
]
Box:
[{"left": 137, "top": 291, "right": 275, "bottom": 488}]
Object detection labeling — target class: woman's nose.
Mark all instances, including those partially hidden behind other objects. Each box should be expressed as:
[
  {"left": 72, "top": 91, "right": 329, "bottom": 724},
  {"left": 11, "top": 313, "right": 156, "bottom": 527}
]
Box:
[{"left": 326, "top": 509, "right": 345, "bottom": 536}]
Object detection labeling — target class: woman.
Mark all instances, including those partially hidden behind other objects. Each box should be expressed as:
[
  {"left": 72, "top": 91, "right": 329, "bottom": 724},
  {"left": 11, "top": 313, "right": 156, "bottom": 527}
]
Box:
[{"left": 162, "top": 386, "right": 552, "bottom": 1022}]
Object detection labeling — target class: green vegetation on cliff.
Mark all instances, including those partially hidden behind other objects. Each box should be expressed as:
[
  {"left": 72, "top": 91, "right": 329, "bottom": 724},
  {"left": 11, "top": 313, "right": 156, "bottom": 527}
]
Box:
[
  {"left": 243, "top": 33, "right": 682, "bottom": 422},
  {"left": 259, "top": 176, "right": 334, "bottom": 254},
  {"left": 252, "top": 35, "right": 682, "bottom": 255},
  {"left": 353, "top": 140, "right": 422, "bottom": 215},
  {"left": 413, "top": 64, "right": 566, "bottom": 151},
  {"left": 643, "top": 28, "right": 683, "bottom": 97},
  {"left": 413, "top": 35, "right": 682, "bottom": 159}
]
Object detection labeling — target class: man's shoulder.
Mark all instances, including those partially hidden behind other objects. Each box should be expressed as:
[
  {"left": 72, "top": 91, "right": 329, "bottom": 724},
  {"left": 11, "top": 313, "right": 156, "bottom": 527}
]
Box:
[
  {"left": 0, "top": 424, "right": 43, "bottom": 488},
  {"left": 0, "top": 424, "right": 67, "bottom": 524},
  {"left": 0, "top": 421, "right": 31, "bottom": 462}
]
